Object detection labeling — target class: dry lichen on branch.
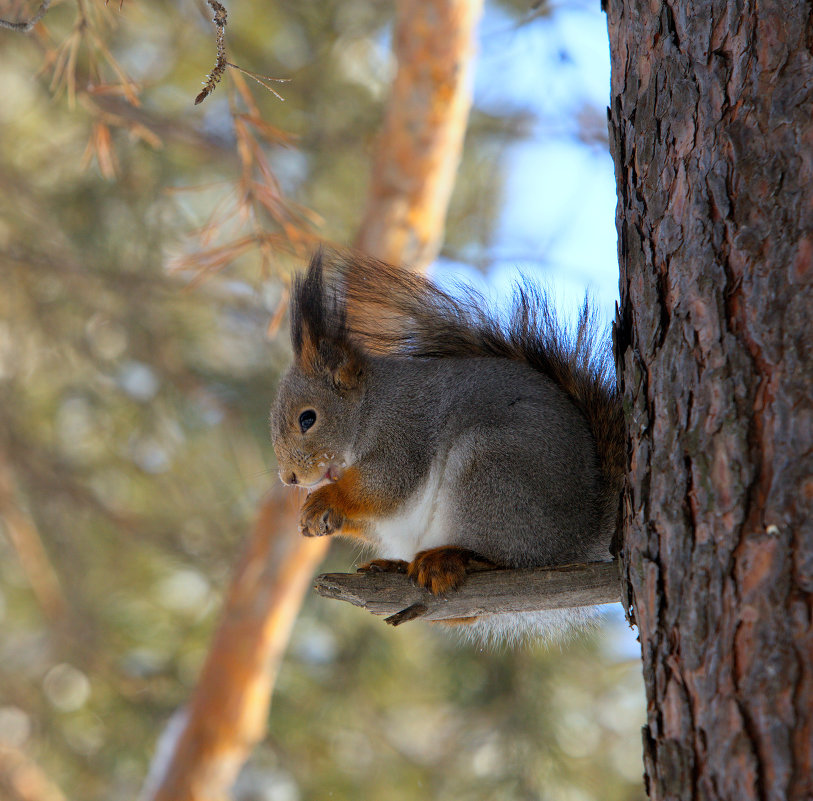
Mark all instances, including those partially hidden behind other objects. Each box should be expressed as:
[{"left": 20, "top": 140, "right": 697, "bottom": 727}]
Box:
[
  {"left": 194, "top": 0, "right": 289, "bottom": 105},
  {"left": 0, "top": 0, "right": 51, "bottom": 32},
  {"left": 314, "top": 561, "right": 622, "bottom": 626},
  {"left": 195, "top": 0, "right": 228, "bottom": 105}
]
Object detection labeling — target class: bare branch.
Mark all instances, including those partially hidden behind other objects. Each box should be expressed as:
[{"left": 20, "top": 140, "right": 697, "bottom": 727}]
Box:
[
  {"left": 0, "top": 0, "right": 51, "bottom": 32},
  {"left": 315, "top": 561, "right": 621, "bottom": 626}
]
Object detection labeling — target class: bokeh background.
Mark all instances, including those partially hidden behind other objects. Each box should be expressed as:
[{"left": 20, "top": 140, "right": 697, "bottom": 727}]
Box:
[{"left": 0, "top": 0, "right": 645, "bottom": 798}]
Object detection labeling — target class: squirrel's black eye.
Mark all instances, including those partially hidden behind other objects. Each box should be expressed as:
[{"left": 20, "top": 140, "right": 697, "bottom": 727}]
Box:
[{"left": 298, "top": 409, "right": 317, "bottom": 433}]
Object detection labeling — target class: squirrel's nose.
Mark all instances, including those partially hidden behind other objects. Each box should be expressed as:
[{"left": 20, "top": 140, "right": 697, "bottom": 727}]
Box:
[{"left": 282, "top": 471, "right": 298, "bottom": 485}]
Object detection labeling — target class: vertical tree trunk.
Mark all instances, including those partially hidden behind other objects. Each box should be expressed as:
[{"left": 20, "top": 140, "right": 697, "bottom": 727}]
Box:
[{"left": 606, "top": 1, "right": 812, "bottom": 800}]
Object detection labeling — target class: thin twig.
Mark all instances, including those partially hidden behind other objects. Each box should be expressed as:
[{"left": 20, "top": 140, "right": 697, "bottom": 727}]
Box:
[
  {"left": 0, "top": 0, "right": 52, "bottom": 32},
  {"left": 226, "top": 63, "right": 289, "bottom": 102}
]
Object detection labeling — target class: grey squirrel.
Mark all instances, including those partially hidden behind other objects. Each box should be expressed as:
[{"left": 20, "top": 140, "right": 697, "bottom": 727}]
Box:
[{"left": 271, "top": 249, "right": 624, "bottom": 644}]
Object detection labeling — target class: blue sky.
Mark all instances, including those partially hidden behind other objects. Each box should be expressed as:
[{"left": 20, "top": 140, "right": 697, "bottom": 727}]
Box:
[{"left": 433, "top": 1, "right": 619, "bottom": 328}]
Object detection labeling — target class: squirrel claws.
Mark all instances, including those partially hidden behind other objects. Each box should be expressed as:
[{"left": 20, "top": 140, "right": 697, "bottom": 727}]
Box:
[
  {"left": 357, "top": 559, "right": 409, "bottom": 574},
  {"left": 358, "top": 550, "right": 494, "bottom": 594},
  {"left": 299, "top": 499, "right": 343, "bottom": 537},
  {"left": 408, "top": 547, "right": 495, "bottom": 595}
]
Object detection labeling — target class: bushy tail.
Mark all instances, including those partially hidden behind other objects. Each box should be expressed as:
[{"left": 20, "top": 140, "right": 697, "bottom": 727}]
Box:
[{"left": 317, "top": 249, "right": 625, "bottom": 512}]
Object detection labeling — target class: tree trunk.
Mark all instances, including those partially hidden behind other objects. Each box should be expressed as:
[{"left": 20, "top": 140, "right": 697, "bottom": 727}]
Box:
[{"left": 606, "top": 1, "right": 812, "bottom": 800}]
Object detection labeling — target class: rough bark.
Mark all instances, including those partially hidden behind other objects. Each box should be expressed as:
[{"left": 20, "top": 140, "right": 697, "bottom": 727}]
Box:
[
  {"left": 143, "top": 1, "right": 483, "bottom": 798},
  {"left": 606, "top": 1, "right": 812, "bottom": 800},
  {"left": 314, "top": 561, "right": 621, "bottom": 623}
]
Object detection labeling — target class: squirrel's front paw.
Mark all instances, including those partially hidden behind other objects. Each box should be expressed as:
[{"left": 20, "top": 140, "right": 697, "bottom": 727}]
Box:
[{"left": 299, "top": 494, "right": 344, "bottom": 537}]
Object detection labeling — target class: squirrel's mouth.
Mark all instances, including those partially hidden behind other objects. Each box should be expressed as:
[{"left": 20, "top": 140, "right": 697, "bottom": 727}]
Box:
[{"left": 304, "top": 463, "right": 343, "bottom": 493}]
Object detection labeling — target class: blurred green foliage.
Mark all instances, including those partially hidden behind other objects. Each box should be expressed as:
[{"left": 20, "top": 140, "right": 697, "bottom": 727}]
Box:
[{"left": 0, "top": 0, "right": 644, "bottom": 799}]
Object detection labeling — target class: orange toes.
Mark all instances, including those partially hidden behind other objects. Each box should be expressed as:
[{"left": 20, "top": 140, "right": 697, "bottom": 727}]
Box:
[{"left": 407, "top": 547, "right": 492, "bottom": 595}]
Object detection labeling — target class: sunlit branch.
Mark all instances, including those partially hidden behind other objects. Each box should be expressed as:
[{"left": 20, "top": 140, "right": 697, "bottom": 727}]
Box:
[{"left": 315, "top": 561, "right": 621, "bottom": 626}]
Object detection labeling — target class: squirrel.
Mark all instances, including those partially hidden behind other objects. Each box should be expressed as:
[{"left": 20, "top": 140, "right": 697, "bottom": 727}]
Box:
[{"left": 271, "top": 248, "right": 625, "bottom": 644}]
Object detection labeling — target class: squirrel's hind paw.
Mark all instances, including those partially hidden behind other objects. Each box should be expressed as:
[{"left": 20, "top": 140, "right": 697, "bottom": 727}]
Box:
[{"left": 408, "top": 547, "right": 495, "bottom": 595}]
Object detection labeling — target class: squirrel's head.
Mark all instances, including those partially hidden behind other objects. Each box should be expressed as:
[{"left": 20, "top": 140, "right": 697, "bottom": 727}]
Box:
[{"left": 271, "top": 251, "right": 367, "bottom": 489}]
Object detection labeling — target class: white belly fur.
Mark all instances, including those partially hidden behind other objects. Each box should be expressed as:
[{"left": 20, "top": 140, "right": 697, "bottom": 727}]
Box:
[
  {"left": 371, "top": 463, "right": 451, "bottom": 560},
  {"left": 364, "top": 461, "right": 603, "bottom": 647}
]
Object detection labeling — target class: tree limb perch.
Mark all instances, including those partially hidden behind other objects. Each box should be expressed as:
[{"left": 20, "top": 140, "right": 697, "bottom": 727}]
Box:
[{"left": 314, "top": 560, "right": 621, "bottom": 626}]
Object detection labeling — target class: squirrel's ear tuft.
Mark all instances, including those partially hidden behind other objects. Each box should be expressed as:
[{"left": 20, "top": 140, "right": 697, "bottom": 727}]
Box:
[
  {"left": 291, "top": 248, "right": 366, "bottom": 389},
  {"left": 290, "top": 250, "right": 326, "bottom": 371}
]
